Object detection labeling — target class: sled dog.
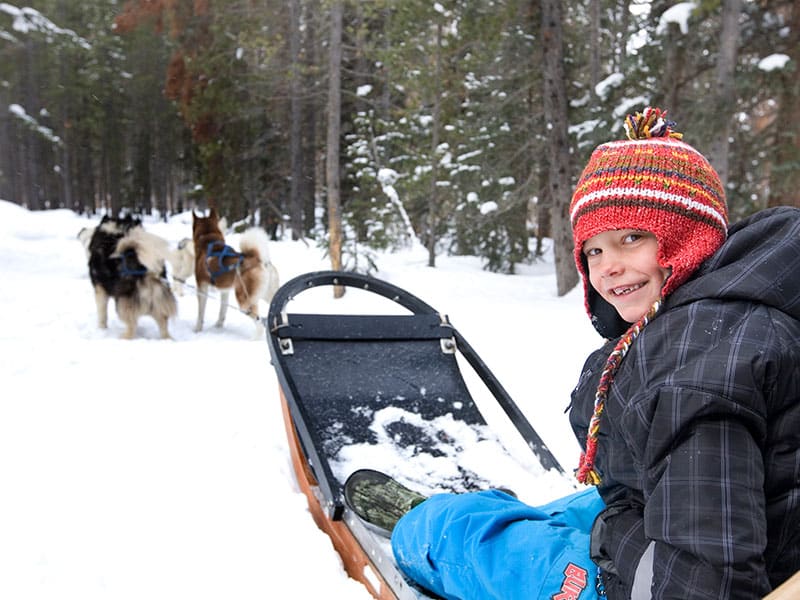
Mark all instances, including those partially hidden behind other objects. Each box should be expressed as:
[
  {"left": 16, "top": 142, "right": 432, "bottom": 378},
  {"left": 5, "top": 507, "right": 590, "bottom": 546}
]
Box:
[
  {"left": 192, "top": 208, "right": 280, "bottom": 339},
  {"left": 77, "top": 226, "right": 95, "bottom": 259},
  {"left": 88, "top": 215, "right": 177, "bottom": 339},
  {"left": 168, "top": 237, "right": 195, "bottom": 296}
]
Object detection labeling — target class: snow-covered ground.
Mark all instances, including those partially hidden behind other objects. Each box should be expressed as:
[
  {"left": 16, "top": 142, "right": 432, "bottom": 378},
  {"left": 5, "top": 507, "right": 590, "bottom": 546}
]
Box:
[{"left": 0, "top": 200, "right": 601, "bottom": 599}]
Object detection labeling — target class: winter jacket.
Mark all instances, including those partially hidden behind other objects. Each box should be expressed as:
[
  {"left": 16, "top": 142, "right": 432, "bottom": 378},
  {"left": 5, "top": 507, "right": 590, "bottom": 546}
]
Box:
[{"left": 568, "top": 207, "right": 800, "bottom": 599}]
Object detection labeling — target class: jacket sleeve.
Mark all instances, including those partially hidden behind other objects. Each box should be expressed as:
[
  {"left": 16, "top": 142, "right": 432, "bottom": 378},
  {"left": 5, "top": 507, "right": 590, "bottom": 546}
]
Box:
[{"left": 618, "top": 385, "right": 771, "bottom": 599}]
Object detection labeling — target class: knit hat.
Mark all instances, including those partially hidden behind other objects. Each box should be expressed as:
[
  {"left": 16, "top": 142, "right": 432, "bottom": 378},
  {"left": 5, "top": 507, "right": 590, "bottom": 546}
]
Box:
[
  {"left": 570, "top": 108, "right": 729, "bottom": 485},
  {"left": 570, "top": 107, "right": 728, "bottom": 338}
]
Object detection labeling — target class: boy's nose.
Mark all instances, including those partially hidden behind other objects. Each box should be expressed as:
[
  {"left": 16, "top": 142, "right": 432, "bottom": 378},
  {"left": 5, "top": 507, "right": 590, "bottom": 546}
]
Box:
[{"left": 598, "top": 252, "right": 624, "bottom": 278}]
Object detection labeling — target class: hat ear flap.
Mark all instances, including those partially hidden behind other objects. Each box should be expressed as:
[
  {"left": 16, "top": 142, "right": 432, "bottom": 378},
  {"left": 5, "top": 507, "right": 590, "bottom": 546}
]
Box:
[{"left": 588, "top": 289, "right": 630, "bottom": 339}]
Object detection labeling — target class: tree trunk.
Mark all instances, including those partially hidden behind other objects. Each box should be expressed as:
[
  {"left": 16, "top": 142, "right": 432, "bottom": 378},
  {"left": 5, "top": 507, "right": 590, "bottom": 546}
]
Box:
[
  {"left": 540, "top": 0, "right": 578, "bottom": 296},
  {"left": 427, "top": 21, "right": 443, "bottom": 268},
  {"left": 616, "top": 0, "right": 630, "bottom": 69},
  {"left": 589, "top": 0, "right": 600, "bottom": 103},
  {"left": 106, "top": 117, "right": 123, "bottom": 216},
  {"left": 57, "top": 0, "right": 73, "bottom": 211},
  {"left": 708, "top": 0, "right": 742, "bottom": 188},
  {"left": 289, "top": 0, "right": 304, "bottom": 240},
  {"left": 302, "top": 0, "right": 319, "bottom": 232},
  {"left": 536, "top": 161, "right": 552, "bottom": 257},
  {"left": 768, "top": 1, "right": 800, "bottom": 209},
  {"left": 0, "top": 87, "right": 12, "bottom": 203},
  {"left": 22, "top": 38, "right": 41, "bottom": 210},
  {"left": 326, "top": 0, "right": 345, "bottom": 297}
]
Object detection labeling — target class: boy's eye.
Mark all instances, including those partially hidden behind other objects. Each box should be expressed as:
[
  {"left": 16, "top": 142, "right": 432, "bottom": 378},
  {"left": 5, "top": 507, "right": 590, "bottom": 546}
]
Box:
[
  {"left": 623, "top": 233, "right": 642, "bottom": 243},
  {"left": 584, "top": 247, "right": 600, "bottom": 257}
]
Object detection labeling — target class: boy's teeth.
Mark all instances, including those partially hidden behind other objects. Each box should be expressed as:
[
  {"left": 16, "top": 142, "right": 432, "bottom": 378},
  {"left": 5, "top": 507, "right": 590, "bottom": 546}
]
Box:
[{"left": 613, "top": 283, "right": 643, "bottom": 295}]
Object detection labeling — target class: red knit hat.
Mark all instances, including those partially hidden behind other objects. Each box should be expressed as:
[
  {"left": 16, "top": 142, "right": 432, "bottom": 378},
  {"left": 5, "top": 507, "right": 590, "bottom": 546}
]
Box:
[{"left": 570, "top": 107, "right": 728, "bottom": 333}]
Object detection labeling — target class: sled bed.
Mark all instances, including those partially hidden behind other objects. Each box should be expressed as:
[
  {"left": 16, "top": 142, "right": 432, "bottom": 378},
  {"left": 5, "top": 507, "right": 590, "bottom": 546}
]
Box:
[{"left": 266, "top": 271, "right": 564, "bottom": 599}]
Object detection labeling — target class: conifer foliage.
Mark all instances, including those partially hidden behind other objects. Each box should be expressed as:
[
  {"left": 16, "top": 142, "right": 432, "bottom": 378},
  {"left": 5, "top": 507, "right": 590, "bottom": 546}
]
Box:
[{"left": 0, "top": 1, "right": 796, "bottom": 288}]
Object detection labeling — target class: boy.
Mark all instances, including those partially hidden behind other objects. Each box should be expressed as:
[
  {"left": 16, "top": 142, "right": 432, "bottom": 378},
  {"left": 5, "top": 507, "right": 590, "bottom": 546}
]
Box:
[{"left": 347, "top": 108, "right": 800, "bottom": 599}]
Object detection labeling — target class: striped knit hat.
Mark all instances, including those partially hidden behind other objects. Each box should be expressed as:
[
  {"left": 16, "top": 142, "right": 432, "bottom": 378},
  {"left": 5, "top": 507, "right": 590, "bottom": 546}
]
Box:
[
  {"left": 570, "top": 107, "right": 728, "bottom": 337},
  {"left": 570, "top": 108, "right": 729, "bottom": 485}
]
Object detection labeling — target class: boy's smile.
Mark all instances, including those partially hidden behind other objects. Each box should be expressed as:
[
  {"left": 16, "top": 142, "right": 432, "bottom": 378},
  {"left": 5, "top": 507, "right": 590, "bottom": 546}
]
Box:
[{"left": 583, "top": 229, "right": 671, "bottom": 323}]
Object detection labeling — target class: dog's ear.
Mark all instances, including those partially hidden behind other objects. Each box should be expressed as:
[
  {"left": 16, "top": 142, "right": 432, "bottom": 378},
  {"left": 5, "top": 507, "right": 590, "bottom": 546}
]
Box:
[{"left": 210, "top": 207, "right": 218, "bottom": 220}]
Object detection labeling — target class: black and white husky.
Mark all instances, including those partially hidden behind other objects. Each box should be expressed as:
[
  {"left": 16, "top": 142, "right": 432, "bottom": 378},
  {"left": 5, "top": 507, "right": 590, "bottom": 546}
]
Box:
[{"left": 87, "top": 215, "right": 177, "bottom": 339}]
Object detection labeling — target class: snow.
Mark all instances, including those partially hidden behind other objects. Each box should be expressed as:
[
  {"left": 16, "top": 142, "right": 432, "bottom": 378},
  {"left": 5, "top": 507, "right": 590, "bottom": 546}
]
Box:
[
  {"left": 628, "top": 2, "right": 651, "bottom": 17},
  {"left": 758, "top": 54, "right": 790, "bottom": 72},
  {"left": 628, "top": 1, "right": 695, "bottom": 55},
  {"left": 0, "top": 3, "right": 90, "bottom": 48},
  {"left": 479, "top": 201, "right": 498, "bottom": 214},
  {"left": 656, "top": 2, "right": 696, "bottom": 36},
  {"left": 595, "top": 73, "right": 624, "bottom": 100},
  {"left": 8, "top": 104, "right": 61, "bottom": 145},
  {"left": 0, "top": 200, "right": 602, "bottom": 599}
]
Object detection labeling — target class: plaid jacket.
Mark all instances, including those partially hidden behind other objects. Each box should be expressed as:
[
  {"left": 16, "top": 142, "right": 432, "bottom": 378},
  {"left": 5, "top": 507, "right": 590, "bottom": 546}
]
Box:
[{"left": 569, "top": 207, "right": 800, "bottom": 599}]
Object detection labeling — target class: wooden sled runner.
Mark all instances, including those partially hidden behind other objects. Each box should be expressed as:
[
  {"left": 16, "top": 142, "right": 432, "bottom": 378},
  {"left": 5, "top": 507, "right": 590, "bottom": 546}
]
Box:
[
  {"left": 266, "top": 271, "right": 566, "bottom": 599},
  {"left": 765, "top": 569, "right": 800, "bottom": 600}
]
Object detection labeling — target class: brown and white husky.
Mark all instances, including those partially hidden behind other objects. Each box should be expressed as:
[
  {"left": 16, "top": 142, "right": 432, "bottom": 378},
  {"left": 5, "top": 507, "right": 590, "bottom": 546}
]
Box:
[{"left": 192, "top": 208, "right": 280, "bottom": 339}]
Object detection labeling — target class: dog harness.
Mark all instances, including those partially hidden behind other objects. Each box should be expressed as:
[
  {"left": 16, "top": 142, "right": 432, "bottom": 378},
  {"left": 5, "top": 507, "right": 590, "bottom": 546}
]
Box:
[
  {"left": 206, "top": 241, "right": 243, "bottom": 283},
  {"left": 118, "top": 249, "right": 147, "bottom": 277}
]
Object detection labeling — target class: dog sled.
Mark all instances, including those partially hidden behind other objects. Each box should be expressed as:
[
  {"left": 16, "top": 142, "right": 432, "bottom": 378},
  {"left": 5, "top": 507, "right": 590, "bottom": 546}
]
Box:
[{"left": 265, "top": 271, "right": 567, "bottom": 600}]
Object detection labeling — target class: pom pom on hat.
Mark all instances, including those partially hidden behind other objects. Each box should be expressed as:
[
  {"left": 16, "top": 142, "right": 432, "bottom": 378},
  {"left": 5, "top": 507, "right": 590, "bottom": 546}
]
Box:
[{"left": 570, "top": 107, "right": 728, "bottom": 336}]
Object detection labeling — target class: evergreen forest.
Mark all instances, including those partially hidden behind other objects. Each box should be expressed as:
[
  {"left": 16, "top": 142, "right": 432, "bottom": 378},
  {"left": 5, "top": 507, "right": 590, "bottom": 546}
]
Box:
[{"left": 1, "top": 0, "right": 797, "bottom": 290}]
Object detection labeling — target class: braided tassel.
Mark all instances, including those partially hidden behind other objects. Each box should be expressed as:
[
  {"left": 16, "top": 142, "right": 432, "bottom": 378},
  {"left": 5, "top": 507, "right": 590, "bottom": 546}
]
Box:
[
  {"left": 575, "top": 299, "right": 662, "bottom": 485},
  {"left": 624, "top": 107, "right": 683, "bottom": 141}
]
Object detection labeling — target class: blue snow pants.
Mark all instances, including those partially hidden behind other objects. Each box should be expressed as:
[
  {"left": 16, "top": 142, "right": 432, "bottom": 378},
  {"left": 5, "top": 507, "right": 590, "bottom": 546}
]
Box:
[{"left": 391, "top": 487, "right": 605, "bottom": 600}]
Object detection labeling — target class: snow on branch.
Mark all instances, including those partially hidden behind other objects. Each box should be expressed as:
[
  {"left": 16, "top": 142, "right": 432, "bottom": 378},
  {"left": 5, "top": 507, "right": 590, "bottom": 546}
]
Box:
[
  {"left": 0, "top": 3, "right": 90, "bottom": 49},
  {"left": 8, "top": 104, "right": 62, "bottom": 146}
]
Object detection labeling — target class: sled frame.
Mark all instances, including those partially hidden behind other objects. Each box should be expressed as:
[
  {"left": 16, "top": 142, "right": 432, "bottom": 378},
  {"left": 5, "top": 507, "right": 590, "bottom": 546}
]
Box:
[{"left": 266, "top": 270, "right": 564, "bottom": 599}]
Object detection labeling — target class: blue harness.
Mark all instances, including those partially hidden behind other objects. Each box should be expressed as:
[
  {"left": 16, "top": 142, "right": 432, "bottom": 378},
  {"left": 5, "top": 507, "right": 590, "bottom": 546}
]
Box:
[
  {"left": 118, "top": 250, "right": 147, "bottom": 277},
  {"left": 206, "top": 241, "right": 243, "bottom": 283}
]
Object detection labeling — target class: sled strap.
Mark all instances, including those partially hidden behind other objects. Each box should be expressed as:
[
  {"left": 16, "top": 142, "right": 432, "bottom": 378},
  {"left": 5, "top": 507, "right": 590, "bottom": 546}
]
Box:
[
  {"left": 272, "top": 313, "right": 453, "bottom": 341},
  {"left": 272, "top": 313, "right": 457, "bottom": 356}
]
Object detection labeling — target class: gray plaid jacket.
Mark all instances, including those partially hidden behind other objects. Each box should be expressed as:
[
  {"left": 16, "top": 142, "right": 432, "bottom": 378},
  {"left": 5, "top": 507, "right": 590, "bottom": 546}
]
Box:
[{"left": 569, "top": 207, "right": 800, "bottom": 599}]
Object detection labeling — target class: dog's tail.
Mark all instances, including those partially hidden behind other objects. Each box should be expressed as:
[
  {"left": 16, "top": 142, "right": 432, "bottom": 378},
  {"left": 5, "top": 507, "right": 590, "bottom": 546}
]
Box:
[
  {"left": 168, "top": 237, "right": 195, "bottom": 267},
  {"left": 177, "top": 237, "right": 195, "bottom": 254},
  {"left": 239, "top": 227, "right": 272, "bottom": 265},
  {"left": 115, "top": 228, "right": 171, "bottom": 274}
]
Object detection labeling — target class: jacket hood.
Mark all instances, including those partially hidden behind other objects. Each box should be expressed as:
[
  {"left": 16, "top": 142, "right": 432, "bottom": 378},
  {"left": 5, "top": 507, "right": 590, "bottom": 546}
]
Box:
[
  {"left": 587, "top": 207, "right": 800, "bottom": 338},
  {"left": 666, "top": 206, "right": 800, "bottom": 320}
]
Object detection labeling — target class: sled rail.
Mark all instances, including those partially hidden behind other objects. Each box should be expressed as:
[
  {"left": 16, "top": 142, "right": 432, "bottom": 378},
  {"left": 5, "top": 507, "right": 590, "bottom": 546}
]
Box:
[{"left": 764, "top": 570, "right": 800, "bottom": 599}]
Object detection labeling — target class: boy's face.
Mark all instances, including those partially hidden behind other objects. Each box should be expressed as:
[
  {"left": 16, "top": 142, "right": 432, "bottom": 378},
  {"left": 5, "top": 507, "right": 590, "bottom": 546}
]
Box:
[{"left": 583, "top": 229, "right": 671, "bottom": 323}]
